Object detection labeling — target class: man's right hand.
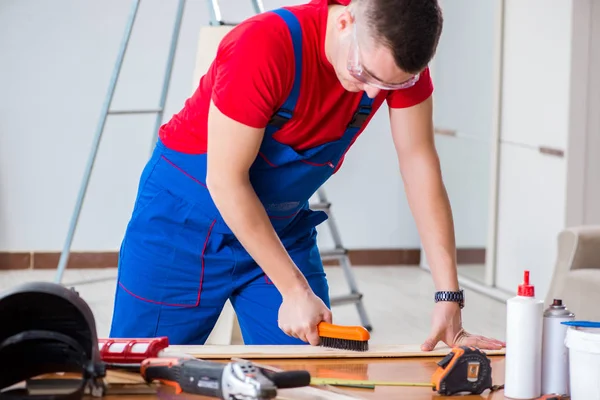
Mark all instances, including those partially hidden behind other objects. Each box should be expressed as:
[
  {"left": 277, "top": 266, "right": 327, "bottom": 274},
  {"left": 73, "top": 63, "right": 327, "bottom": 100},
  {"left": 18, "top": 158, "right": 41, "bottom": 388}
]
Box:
[{"left": 278, "top": 288, "right": 333, "bottom": 345}]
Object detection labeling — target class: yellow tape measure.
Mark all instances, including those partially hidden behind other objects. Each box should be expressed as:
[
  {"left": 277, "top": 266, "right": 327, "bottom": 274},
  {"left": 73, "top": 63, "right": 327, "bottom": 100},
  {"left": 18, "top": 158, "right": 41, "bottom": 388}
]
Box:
[
  {"left": 310, "top": 347, "right": 500, "bottom": 396},
  {"left": 310, "top": 377, "right": 433, "bottom": 389}
]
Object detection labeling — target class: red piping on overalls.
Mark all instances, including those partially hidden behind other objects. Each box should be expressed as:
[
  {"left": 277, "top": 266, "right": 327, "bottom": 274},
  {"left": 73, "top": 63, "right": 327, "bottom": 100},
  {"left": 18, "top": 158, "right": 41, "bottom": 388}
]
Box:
[
  {"left": 301, "top": 160, "right": 334, "bottom": 168},
  {"left": 161, "top": 155, "right": 207, "bottom": 188}
]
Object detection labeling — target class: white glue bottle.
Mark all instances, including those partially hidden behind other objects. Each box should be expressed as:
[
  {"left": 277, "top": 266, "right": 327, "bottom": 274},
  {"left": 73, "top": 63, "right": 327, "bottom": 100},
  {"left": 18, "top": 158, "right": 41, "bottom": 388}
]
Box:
[
  {"left": 504, "top": 270, "right": 544, "bottom": 399},
  {"left": 541, "top": 299, "right": 575, "bottom": 395}
]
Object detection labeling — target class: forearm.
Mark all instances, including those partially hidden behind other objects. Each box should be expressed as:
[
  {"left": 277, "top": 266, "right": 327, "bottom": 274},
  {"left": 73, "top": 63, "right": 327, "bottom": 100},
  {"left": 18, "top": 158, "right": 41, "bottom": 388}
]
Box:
[
  {"left": 400, "top": 152, "right": 459, "bottom": 291},
  {"left": 208, "top": 178, "right": 311, "bottom": 297}
]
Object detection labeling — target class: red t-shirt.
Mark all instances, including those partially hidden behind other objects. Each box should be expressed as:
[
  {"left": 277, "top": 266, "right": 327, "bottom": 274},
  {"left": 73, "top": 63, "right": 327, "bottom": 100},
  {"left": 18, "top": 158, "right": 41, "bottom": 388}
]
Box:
[{"left": 159, "top": 0, "right": 433, "bottom": 170}]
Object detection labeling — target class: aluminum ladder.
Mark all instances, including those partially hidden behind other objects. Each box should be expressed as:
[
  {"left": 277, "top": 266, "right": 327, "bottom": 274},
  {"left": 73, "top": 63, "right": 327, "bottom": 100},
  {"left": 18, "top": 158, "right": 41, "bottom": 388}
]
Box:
[
  {"left": 313, "top": 189, "right": 373, "bottom": 331},
  {"left": 54, "top": 0, "right": 187, "bottom": 284}
]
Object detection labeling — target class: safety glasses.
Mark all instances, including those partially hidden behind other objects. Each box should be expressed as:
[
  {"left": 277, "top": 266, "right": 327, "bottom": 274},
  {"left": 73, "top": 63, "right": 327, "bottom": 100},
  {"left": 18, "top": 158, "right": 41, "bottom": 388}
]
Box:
[{"left": 346, "top": 21, "right": 420, "bottom": 90}]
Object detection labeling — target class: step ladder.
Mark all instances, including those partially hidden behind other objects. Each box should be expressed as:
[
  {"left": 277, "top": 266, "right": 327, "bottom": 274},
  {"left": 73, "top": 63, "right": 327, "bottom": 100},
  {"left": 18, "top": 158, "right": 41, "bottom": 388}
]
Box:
[
  {"left": 313, "top": 189, "right": 373, "bottom": 331},
  {"left": 53, "top": 0, "right": 372, "bottom": 332},
  {"left": 54, "top": 0, "right": 187, "bottom": 284}
]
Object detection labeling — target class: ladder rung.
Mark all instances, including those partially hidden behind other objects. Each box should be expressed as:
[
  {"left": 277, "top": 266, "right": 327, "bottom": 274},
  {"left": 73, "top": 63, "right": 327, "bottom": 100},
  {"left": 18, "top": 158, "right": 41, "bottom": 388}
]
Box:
[
  {"left": 108, "top": 108, "right": 163, "bottom": 115},
  {"left": 311, "top": 202, "right": 331, "bottom": 211},
  {"left": 320, "top": 248, "right": 347, "bottom": 260},
  {"left": 330, "top": 293, "right": 363, "bottom": 306},
  {"left": 209, "top": 21, "right": 240, "bottom": 26}
]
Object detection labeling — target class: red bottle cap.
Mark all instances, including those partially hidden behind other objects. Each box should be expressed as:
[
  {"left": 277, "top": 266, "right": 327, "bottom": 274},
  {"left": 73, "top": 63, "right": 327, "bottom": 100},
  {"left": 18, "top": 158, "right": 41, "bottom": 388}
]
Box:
[{"left": 518, "top": 270, "right": 535, "bottom": 297}]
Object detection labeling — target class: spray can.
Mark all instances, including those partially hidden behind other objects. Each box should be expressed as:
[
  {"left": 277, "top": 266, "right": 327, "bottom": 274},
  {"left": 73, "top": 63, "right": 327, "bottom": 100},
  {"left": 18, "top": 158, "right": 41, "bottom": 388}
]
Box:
[
  {"left": 504, "top": 270, "right": 544, "bottom": 399},
  {"left": 541, "top": 299, "right": 575, "bottom": 395}
]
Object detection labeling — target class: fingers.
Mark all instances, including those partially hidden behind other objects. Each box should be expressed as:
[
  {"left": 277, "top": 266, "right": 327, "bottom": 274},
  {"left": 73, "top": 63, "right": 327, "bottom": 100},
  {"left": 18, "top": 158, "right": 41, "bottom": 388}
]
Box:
[
  {"left": 463, "top": 337, "right": 503, "bottom": 350},
  {"left": 322, "top": 308, "right": 333, "bottom": 324},
  {"left": 278, "top": 320, "right": 303, "bottom": 342},
  {"left": 278, "top": 322, "right": 320, "bottom": 345},
  {"left": 455, "top": 330, "right": 506, "bottom": 349},
  {"left": 421, "top": 337, "right": 440, "bottom": 351},
  {"left": 421, "top": 321, "right": 445, "bottom": 351},
  {"left": 456, "top": 333, "right": 505, "bottom": 350},
  {"left": 296, "top": 332, "right": 309, "bottom": 343},
  {"left": 277, "top": 296, "right": 332, "bottom": 346},
  {"left": 421, "top": 329, "right": 441, "bottom": 351},
  {"left": 481, "top": 336, "right": 506, "bottom": 348},
  {"left": 305, "top": 325, "right": 321, "bottom": 346},
  {"left": 288, "top": 326, "right": 318, "bottom": 345},
  {"left": 281, "top": 328, "right": 307, "bottom": 343},
  {"left": 284, "top": 326, "right": 306, "bottom": 342},
  {"left": 304, "top": 309, "right": 332, "bottom": 345}
]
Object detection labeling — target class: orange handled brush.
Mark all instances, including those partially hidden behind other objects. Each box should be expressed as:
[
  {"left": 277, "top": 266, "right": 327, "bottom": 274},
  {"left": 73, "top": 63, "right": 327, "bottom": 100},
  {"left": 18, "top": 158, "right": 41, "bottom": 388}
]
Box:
[{"left": 317, "top": 322, "right": 370, "bottom": 351}]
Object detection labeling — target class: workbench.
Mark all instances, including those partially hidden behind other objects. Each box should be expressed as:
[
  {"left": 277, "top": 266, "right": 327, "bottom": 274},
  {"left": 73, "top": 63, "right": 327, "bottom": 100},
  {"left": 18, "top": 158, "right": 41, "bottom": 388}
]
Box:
[{"left": 101, "top": 355, "right": 507, "bottom": 400}]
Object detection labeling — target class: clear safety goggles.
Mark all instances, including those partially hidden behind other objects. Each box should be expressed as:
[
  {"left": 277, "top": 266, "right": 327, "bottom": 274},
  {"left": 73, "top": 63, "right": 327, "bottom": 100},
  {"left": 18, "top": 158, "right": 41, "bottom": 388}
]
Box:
[{"left": 346, "top": 22, "right": 420, "bottom": 91}]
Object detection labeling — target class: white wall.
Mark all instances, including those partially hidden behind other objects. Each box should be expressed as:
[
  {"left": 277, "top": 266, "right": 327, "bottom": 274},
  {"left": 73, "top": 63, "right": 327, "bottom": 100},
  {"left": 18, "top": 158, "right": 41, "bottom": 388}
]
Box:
[
  {"left": 491, "top": 0, "right": 600, "bottom": 300},
  {"left": 0, "top": 0, "right": 419, "bottom": 253}
]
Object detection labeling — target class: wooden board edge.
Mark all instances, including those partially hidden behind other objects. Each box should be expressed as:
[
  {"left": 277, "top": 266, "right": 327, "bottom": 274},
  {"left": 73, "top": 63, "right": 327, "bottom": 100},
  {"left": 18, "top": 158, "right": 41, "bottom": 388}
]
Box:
[{"left": 165, "top": 345, "right": 506, "bottom": 359}]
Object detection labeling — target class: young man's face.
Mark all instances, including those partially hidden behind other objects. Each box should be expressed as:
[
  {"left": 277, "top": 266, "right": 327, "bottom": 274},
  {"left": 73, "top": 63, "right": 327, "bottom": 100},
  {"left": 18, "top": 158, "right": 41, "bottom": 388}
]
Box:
[{"left": 333, "top": 7, "right": 420, "bottom": 98}]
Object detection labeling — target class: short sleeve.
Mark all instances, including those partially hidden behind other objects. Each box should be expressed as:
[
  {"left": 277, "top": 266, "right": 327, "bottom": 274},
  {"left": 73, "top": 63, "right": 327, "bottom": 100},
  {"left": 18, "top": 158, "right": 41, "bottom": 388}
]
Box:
[
  {"left": 211, "top": 17, "right": 294, "bottom": 129},
  {"left": 386, "top": 66, "right": 434, "bottom": 108}
]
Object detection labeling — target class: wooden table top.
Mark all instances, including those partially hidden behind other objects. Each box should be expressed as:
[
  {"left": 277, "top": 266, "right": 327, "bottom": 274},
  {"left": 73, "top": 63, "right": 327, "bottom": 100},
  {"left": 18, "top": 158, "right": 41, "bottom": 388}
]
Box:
[{"left": 101, "top": 355, "right": 508, "bottom": 400}]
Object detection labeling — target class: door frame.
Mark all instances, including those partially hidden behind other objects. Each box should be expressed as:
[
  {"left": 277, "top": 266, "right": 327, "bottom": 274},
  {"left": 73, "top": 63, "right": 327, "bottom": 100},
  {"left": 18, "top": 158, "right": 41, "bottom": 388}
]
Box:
[
  {"left": 484, "top": 0, "right": 506, "bottom": 289},
  {"left": 585, "top": 0, "right": 600, "bottom": 222},
  {"left": 565, "top": 0, "right": 595, "bottom": 227}
]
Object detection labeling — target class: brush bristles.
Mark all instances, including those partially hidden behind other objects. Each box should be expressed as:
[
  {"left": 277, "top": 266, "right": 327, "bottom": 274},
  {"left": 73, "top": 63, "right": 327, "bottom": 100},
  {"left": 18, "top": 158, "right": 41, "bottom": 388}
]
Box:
[{"left": 319, "top": 336, "right": 369, "bottom": 352}]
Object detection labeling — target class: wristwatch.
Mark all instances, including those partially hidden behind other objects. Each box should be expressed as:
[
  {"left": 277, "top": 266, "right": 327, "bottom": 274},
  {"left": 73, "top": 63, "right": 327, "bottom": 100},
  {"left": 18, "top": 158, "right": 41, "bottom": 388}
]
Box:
[{"left": 434, "top": 289, "right": 465, "bottom": 309}]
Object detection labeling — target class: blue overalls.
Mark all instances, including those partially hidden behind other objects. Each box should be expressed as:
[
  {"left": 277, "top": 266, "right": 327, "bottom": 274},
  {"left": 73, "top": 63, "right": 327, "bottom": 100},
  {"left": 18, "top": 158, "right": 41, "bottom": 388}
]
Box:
[{"left": 109, "top": 8, "right": 374, "bottom": 345}]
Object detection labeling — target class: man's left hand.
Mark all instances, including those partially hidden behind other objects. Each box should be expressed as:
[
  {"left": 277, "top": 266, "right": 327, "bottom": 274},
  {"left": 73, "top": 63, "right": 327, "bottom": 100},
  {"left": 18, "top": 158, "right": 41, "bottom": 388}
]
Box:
[{"left": 420, "top": 301, "right": 506, "bottom": 351}]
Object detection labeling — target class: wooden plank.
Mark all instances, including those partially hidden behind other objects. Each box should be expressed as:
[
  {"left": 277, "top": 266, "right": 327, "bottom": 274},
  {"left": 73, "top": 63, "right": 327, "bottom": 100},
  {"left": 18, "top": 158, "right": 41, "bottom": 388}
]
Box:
[
  {"left": 164, "top": 344, "right": 505, "bottom": 359},
  {"left": 237, "top": 358, "right": 366, "bottom": 400}
]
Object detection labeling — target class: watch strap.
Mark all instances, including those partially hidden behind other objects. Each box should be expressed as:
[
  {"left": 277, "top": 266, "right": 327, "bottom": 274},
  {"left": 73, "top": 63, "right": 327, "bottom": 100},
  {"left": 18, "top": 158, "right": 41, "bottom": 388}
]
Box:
[{"left": 434, "top": 290, "right": 464, "bottom": 308}]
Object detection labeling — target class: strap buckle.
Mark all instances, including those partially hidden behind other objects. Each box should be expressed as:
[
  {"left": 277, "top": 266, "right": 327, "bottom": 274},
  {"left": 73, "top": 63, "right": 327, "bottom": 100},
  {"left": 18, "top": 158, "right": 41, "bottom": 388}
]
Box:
[
  {"left": 348, "top": 105, "right": 372, "bottom": 129},
  {"left": 268, "top": 108, "right": 293, "bottom": 129}
]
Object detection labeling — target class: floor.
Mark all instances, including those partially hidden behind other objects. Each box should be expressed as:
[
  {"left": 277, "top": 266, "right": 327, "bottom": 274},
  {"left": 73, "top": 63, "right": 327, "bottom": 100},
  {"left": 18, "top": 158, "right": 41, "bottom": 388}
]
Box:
[
  {"left": 457, "top": 264, "right": 487, "bottom": 283},
  {"left": 0, "top": 266, "right": 507, "bottom": 344}
]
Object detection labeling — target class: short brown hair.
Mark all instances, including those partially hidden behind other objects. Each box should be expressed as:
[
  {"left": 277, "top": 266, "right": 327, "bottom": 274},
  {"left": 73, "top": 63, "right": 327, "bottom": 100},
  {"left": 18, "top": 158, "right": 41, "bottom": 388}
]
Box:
[{"left": 361, "top": 0, "right": 443, "bottom": 74}]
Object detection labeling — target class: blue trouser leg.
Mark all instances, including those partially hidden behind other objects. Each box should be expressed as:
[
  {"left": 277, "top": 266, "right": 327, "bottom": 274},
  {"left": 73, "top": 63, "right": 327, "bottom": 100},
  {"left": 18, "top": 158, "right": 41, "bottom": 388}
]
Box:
[
  {"left": 230, "top": 227, "right": 330, "bottom": 345},
  {"left": 109, "top": 153, "right": 235, "bottom": 345}
]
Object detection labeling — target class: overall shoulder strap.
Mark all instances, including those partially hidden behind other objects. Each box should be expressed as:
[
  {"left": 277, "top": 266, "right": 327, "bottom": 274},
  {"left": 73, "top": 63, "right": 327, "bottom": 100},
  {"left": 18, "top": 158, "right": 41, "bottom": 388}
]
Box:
[
  {"left": 267, "top": 8, "right": 303, "bottom": 131},
  {"left": 267, "top": 8, "right": 374, "bottom": 137},
  {"left": 343, "top": 92, "right": 375, "bottom": 139},
  {"left": 350, "top": 93, "right": 375, "bottom": 128}
]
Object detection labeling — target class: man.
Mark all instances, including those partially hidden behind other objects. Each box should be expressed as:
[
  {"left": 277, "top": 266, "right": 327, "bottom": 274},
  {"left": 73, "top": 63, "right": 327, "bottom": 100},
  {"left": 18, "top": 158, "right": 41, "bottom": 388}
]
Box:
[{"left": 110, "top": 0, "right": 505, "bottom": 351}]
